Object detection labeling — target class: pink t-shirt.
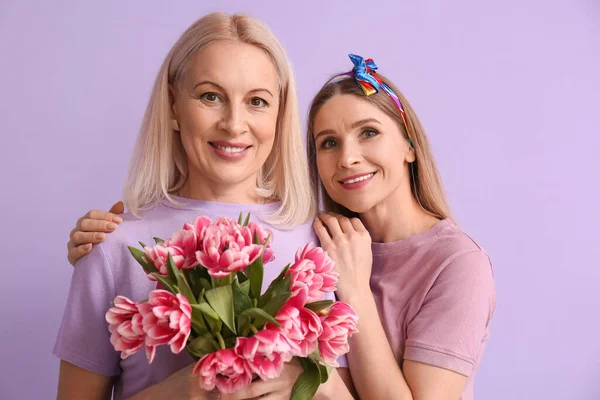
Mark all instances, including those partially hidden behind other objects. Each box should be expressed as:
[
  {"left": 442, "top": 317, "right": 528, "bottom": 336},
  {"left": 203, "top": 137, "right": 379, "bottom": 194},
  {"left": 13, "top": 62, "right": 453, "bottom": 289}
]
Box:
[
  {"left": 369, "top": 219, "right": 495, "bottom": 400},
  {"left": 53, "top": 196, "right": 345, "bottom": 399}
]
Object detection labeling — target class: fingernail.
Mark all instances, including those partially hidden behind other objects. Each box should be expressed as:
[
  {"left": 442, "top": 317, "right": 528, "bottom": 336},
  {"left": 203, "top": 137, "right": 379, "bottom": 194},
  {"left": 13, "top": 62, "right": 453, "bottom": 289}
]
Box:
[
  {"left": 84, "top": 244, "right": 92, "bottom": 250},
  {"left": 95, "top": 233, "right": 106, "bottom": 240},
  {"left": 113, "top": 216, "right": 123, "bottom": 223},
  {"left": 107, "top": 222, "right": 118, "bottom": 230}
]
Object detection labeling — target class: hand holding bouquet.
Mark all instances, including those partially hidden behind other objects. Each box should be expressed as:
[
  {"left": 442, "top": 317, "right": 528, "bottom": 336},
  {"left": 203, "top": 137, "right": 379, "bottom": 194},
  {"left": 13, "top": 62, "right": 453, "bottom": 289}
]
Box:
[{"left": 105, "top": 214, "right": 358, "bottom": 399}]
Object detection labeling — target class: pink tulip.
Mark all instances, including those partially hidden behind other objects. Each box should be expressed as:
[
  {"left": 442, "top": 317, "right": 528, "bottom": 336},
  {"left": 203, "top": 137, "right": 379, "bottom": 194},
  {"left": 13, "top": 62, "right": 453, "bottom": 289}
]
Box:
[
  {"left": 143, "top": 228, "right": 198, "bottom": 278},
  {"left": 193, "top": 348, "right": 253, "bottom": 393},
  {"left": 247, "top": 221, "right": 275, "bottom": 263},
  {"left": 318, "top": 302, "right": 359, "bottom": 367},
  {"left": 272, "top": 303, "right": 323, "bottom": 358},
  {"left": 183, "top": 216, "right": 212, "bottom": 241},
  {"left": 287, "top": 243, "right": 339, "bottom": 302},
  {"left": 138, "top": 290, "right": 192, "bottom": 363},
  {"left": 196, "top": 217, "right": 264, "bottom": 278},
  {"left": 105, "top": 296, "right": 146, "bottom": 360},
  {"left": 235, "top": 327, "right": 292, "bottom": 380}
]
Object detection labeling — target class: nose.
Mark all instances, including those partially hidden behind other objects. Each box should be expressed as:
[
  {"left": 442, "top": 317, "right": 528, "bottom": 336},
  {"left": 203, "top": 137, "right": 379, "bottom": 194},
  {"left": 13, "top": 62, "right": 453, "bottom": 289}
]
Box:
[
  {"left": 337, "top": 140, "right": 362, "bottom": 169},
  {"left": 218, "top": 103, "right": 248, "bottom": 137}
]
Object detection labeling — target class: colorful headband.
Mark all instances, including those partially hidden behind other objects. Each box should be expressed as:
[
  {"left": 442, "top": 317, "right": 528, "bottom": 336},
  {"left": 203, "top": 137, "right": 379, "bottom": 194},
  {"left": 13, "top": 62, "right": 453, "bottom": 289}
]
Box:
[{"left": 334, "top": 54, "right": 414, "bottom": 147}]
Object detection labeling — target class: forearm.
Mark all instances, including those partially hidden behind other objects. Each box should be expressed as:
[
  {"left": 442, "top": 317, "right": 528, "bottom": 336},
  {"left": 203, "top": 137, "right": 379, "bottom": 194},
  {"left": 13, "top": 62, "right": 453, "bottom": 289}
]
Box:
[
  {"left": 315, "top": 368, "right": 357, "bottom": 400},
  {"left": 344, "top": 290, "right": 413, "bottom": 400},
  {"left": 126, "top": 384, "right": 162, "bottom": 400}
]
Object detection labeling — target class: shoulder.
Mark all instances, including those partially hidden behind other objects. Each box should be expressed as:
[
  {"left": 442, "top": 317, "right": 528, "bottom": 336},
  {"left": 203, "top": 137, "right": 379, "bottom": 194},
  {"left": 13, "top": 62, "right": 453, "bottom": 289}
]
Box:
[{"left": 423, "top": 220, "right": 495, "bottom": 298}]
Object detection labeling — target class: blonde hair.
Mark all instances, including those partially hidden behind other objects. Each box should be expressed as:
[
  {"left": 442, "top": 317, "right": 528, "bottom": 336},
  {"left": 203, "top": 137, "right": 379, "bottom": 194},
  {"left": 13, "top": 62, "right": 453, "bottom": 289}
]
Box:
[
  {"left": 306, "top": 75, "right": 451, "bottom": 220},
  {"left": 124, "top": 12, "right": 316, "bottom": 228}
]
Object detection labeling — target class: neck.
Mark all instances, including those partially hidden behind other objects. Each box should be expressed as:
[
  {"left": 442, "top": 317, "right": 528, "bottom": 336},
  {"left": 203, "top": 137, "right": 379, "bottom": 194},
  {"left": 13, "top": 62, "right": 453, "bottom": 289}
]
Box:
[
  {"left": 360, "top": 188, "right": 441, "bottom": 243},
  {"left": 177, "top": 169, "right": 261, "bottom": 204}
]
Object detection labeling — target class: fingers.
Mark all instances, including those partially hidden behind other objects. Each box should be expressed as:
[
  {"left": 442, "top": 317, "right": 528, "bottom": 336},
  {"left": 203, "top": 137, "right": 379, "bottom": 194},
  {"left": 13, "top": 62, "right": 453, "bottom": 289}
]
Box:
[
  {"left": 349, "top": 217, "right": 367, "bottom": 232},
  {"left": 67, "top": 244, "right": 92, "bottom": 267},
  {"left": 313, "top": 218, "right": 333, "bottom": 247},
  {"left": 83, "top": 208, "right": 123, "bottom": 224},
  {"left": 317, "top": 213, "right": 344, "bottom": 238},
  {"left": 220, "top": 381, "right": 270, "bottom": 400},
  {"left": 77, "top": 218, "right": 119, "bottom": 234},
  {"left": 70, "top": 230, "right": 107, "bottom": 246}
]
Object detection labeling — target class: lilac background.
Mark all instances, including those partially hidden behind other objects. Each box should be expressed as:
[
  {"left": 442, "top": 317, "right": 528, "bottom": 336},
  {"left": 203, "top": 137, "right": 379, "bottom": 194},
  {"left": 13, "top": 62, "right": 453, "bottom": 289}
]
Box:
[{"left": 1, "top": 0, "right": 599, "bottom": 398}]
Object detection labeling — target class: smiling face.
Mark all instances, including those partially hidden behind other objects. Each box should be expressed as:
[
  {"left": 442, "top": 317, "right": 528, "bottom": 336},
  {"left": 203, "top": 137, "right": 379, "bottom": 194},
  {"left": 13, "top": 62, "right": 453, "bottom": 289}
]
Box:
[
  {"left": 172, "top": 40, "right": 280, "bottom": 201},
  {"left": 313, "top": 94, "right": 415, "bottom": 214}
]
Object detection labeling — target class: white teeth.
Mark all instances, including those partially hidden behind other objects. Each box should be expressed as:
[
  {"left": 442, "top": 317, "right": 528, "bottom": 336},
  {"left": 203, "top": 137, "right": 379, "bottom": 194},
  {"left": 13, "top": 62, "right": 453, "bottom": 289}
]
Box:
[
  {"left": 344, "top": 173, "right": 374, "bottom": 184},
  {"left": 216, "top": 145, "right": 245, "bottom": 153}
]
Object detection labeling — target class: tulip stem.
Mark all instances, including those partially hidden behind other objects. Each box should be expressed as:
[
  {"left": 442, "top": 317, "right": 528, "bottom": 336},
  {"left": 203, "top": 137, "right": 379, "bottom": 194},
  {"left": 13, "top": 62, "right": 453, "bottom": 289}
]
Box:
[
  {"left": 214, "top": 332, "right": 226, "bottom": 350},
  {"left": 249, "top": 324, "right": 259, "bottom": 334}
]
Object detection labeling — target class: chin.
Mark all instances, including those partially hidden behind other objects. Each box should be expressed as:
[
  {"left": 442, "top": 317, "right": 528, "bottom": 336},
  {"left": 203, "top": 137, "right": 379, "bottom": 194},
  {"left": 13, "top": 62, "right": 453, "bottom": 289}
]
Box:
[{"left": 334, "top": 198, "right": 375, "bottom": 215}]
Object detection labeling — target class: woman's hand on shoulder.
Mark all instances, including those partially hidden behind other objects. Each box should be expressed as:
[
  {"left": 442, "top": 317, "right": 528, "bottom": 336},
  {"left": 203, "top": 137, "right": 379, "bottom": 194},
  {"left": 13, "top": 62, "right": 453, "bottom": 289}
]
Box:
[
  {"left": 313, "top": 212, "right": 373, "bottom": 301},
  {"left": 67, "top": 201, "right": 124, "bottom": 266}
]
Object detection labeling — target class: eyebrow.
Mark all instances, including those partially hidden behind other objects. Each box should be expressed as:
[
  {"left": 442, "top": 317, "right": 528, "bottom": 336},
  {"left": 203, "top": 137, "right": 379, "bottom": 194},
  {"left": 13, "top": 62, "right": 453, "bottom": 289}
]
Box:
[
  {"left": 193, "top": 80, "right": 274, "bottom": 97},
  {"left": 314, "top": 118, "right": 382, "bottom": 141}
]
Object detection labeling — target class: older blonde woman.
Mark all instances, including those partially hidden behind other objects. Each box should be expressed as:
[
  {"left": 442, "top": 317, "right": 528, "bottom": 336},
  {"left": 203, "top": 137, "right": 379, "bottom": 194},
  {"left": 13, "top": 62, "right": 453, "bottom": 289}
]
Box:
[{"left": 54, "top": 13, "right": 354, "bottom": 400}]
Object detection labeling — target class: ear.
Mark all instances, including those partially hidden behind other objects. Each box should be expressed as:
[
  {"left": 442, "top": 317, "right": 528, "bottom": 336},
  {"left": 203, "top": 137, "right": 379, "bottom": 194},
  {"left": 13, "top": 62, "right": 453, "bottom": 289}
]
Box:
[
  {"left": 405, "top": 145, "right": 416, "bottom": 163},
  {"left": 168, "top": 84, "right": 180, "bottom": 132}
]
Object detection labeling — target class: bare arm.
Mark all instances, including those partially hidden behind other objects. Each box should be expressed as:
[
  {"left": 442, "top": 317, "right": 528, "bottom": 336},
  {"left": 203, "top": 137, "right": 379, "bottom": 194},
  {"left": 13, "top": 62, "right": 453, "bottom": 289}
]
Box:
[
  {"left": 314, "top": 214, "right": 469, "bottom": 400},
  {"left": 57, "top": 361, "right": 113, "bottom": 400},
  {"left": 344, "top": 291, "right": 466, "bottom": 400}
]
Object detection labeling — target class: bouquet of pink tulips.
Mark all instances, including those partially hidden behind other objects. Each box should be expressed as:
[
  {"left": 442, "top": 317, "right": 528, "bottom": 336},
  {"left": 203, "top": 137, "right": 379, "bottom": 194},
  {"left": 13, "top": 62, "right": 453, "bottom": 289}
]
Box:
[{"left": 105, "top": 214, "right": 359, "bottom": 399}]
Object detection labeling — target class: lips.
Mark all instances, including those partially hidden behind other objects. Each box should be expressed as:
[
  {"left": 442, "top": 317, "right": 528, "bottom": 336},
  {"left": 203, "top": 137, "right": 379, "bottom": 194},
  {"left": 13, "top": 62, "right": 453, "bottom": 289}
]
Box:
[
  {"left": 209, "top": 141, "right": 251, "bottom": 154},
  {"left": 339, "top": 172, "right": 376, "bottom": 185}
]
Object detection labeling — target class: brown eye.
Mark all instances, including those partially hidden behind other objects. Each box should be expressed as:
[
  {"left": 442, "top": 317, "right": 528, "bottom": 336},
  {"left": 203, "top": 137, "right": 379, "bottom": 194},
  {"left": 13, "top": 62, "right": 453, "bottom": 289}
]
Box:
[
  {"left": 200, "top": 92, "right": 220, "bottom": 102},
  {"left": 250, "top": 97, "right": 268, "bottom": 107}
]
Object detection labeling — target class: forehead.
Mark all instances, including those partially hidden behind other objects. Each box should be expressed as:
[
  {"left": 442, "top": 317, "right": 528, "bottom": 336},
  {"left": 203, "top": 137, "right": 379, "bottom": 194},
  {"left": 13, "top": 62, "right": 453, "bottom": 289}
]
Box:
[
  {"left": 184, "top": 41, "right": 279, "bottom": 91},
  {"left": 313, "top": 94, "right": 394, "bottom": 131}
]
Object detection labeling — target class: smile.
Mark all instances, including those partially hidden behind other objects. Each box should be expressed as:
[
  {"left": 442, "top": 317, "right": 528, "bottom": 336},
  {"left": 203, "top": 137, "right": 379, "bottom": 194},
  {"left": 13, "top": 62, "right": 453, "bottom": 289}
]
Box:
[
  {"left": 341, "top": 173, "right": 375, "bottom": 184},
  {"left": 212, "top": 144, "right": 246, "bottom": 153},
  {"left": 209, "top": 141, "right": 252, "bottom": 160}
]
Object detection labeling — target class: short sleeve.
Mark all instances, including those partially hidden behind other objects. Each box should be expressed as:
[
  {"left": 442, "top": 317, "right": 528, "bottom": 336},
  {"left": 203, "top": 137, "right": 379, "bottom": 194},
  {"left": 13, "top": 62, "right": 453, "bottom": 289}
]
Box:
[
  {"left": 52, "top": 243, "right": 121, "bottom": 376},
  {"left": 404, "top": 250, "right": 495, "bottom": 376}
]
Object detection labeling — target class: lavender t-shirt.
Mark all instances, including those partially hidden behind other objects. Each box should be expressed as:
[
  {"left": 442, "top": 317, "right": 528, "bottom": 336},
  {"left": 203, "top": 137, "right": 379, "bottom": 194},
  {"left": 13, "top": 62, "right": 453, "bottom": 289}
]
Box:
[
  {"left": 53, "top": 196, "right": 343, "bottom": 399},
  {"left": 369, "top": 219, "right": 495, "bottom": 400}
]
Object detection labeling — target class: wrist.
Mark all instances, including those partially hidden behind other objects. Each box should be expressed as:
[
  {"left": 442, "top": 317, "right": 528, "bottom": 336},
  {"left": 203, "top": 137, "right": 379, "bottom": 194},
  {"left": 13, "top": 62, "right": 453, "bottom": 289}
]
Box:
[{"left": 315, "top": 369, "right": 351, "bottom": 400}]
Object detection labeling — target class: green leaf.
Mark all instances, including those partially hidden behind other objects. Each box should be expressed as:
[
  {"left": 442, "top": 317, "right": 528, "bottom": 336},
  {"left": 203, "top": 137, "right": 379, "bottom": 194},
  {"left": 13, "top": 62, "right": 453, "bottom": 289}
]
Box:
[
  {"left": 304, "top": 300, "right": 334, "bottom": 314},
  {"left": 199, "top": 278, "right": 212, "bottom": 291},
  {"left": 138, "top": 241, "right": 148, "bottom": 248},
  {"left": 177, "top": 272, "right": 196, "bottom": 304},
  {"left": 150, "top": 273, "right": 177, "bottom": 293},
  {"left": 191, "top": 303, "right": 221, "bottom": 333},
  {"left": 261, "top": 291, "right": 292, "bottom": 319},
  {"left": 257, "top": 265, "right": 291, "bottom": 308},
  {"left": 240, "top": 307, "right": 281, "bottom": 329},
  {"left": 240, "top": 280, "right": 250, "bottom": 295},
  {"left": 186, "top": 335, "right": 218, "bottom": 358},
  {"left": 205, "top": 286, "right": 236, "bottom": 334},
  {"left": 237, "top": 315, "right": 251, "bottom": 336},
  {"left": 320, "top": 364, "right": 333, "bottom": 383},
  {"left": 166, "top": 253, "right": 179, "bottom": 284},
  {"left": 243, "top": 212, "right": 251, "bottom": 227},
  {"left": 290, "top": 358, "right": 321, "bottom": 400},
  {"left": 232, "top": 280, "right": 253, "bottom": 315},
  {"left": 246, "top": 257, "right": 264, "bottom": 299},
  {"left": 237, "top": 211, "right": 243, "bottom": 225},
  {"left": 127, "top": 246, "right": 158, "bottom": 274},
  {"left": 236, "top": 271, "right": 248, "bottom": 284},
  {"left": 197, "top": 288, "right": 206, "bottom": 304},
  {"left": 153, "top": 237, "right": 164, "bottom": 244}
]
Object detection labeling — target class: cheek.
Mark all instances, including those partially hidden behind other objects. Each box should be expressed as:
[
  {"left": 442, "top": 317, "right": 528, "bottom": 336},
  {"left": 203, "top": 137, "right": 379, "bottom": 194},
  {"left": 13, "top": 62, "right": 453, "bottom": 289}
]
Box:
[
  {"left": 316, "top": 153, "right": 336, "bottom": 183},
  {"left": 251, "top": 111, "right": 278, "bottom": 142}
]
